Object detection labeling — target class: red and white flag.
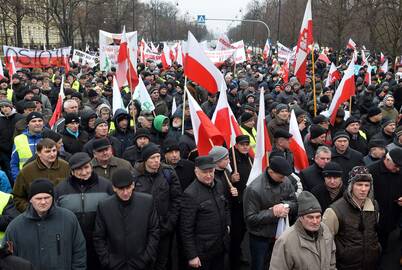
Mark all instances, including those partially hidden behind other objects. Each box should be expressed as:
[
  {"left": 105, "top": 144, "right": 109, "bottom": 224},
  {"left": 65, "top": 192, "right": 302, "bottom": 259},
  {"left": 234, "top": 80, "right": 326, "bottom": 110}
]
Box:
[
  {"left": 317, "top": 53, "right": 330, "bottom": 64},
  {"left": 263, "top": 39, "right": 271, "bottom": 60},
  {"left": 380, "top": 52, "right": 385, "bottom": 63},
  {"left": 7, "top": 56, "right": 17, "bottom": 79},
  {"left": 347, "top": 38, "right": 356, "bottom": 50},
  {"left": 184, "top": 31, "right": 225, "bottom": 94},
  {"left": 161, "top": 42, "right": 172, "bottom": 70},
  {"left": 289, "top": 109, "right": 309, "bottom": 172},
  {"left": 380, "top": 58, "right": 388, "bottom": 73},
  {"left": 328, "top": 60, "right": 355, "bottom": 125},
  {"left": 361, "top": 50, "right": 367, "bottom": 66},
  {"left": 0, "top": 58, "right": 4, "bottom": 80},
  {"left": 247, "top": 88, "right": 272, "bottom": 185},
  {"left": 186, "top": 88, "right": 224, "bottom": 156},
  {"left": 364, "top": 64, "right": 372, "bottom": 86},
  {"left": 279, "top": 56, "right": 290, "bottom": 83},
  {"left": 325, "top": 62, "right": 341, "bottom": 87},
  {"left": 175, "top": 42, "right": 184, "bottom": 66},
  {"left": 116, "top": 27, "right": 139, "bottom": 91},
  {"left": 49, "top": 76, "right": 65, "bottom": 128},
  {"left": 150, "top": 42, "right": 159, "bottom": 53},
  {"left": 293, "top": 0, "right": 313, "bottom": 85},
  {"left": 212, "top": 81, "right": 242, "bottom": 148}
]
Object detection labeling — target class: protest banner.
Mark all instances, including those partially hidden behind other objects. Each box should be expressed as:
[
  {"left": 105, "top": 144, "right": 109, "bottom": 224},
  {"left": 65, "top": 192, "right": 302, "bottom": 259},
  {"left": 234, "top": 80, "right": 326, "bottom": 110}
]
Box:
[
  {"left": 72, "top": 49, "right": 98, "bottom": 68},
  {"left": 3, "top": 46, "right": 71, "bottom": 68}
]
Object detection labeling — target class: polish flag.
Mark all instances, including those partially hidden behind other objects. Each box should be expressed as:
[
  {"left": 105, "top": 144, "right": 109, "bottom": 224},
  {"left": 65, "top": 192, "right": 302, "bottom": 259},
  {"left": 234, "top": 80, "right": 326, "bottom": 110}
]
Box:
[
  {"left": 361, "top": 50, "right": 367, "bottom": 66},
  {"left": 116, "top": 27, "right": 139, "bottom": 91},
  {"left": 184, "top": 31, "right": 225, "bottom": 94},
  {"left": 328, "top": 60, "right": 355, "bottom": 125},
  {"left": 380, "top": 52, "right": 385, "bottom": 63},
  {"left": 347, "top": 38, "right": 356, "bottom": 50},
  {"left": 380, "top": 58, "right": 388, "bottom": 73},
  {"left": 112, "top": 75, "right": 125, "bottom": 115},
  {"left": 247, "top": 88, "right": 272, "bottom": 186},
  {"left": 175, "top": 42, "right": 184, "bottom": 66},
  {"left": 7, "top": 56, "right": 17, "bottom": 79},
  {"left": 289, "top": 109, "right": 309, "bottom": 172},
  {"left": 325, "top": 62, "right": 341, "bottom": 87},
  {"left": 49, "top": 76, "right": 65, "bottom": 128},
  {"left": 364, "top": 64, "right": 372, "bottom": 86},
  {"left": 150, "top": 42, "right": 159, "bottom": 53},
  {"left": 317, "top": 53, "right": 330, "bottom": 64},
  {"left": 186, "top": 88, "right": 224, "bottom": 156},
  {"left": 212, "top": 81, "right": 243, "bottom": 148},
  {"left": 263, "top": 39, "right": 271, "bottom": 60},
  {"left": 161, "top": 42, "right": 172, "bottom": 70},
  {"left": 0, "top": 58, "right": 4, "bottom": 80},
  {"left": 279, "top": 56, "right": 290, "bottom": 83},
  {"left": 293, "top": 0, "right": 313, "bottom": 85},
  {"left": 139, "top": 39, "right": 150, "bottom": 63}
]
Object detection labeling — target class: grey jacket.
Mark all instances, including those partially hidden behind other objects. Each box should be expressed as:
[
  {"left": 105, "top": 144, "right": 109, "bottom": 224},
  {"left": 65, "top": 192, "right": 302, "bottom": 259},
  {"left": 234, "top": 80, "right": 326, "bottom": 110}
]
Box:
[
  {"left": 4, "top": 204, "right": 86, "bottom": 270},
  {"left": 243, "top": 170, "right": 297, "bottom": 238}
]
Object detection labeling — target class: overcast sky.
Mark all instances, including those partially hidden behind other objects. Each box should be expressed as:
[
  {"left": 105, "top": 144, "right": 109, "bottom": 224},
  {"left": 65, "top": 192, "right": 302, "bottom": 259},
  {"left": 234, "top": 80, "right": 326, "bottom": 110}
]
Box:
[{"left": 168, "top": 0, "right": 251, "bottom": 37}]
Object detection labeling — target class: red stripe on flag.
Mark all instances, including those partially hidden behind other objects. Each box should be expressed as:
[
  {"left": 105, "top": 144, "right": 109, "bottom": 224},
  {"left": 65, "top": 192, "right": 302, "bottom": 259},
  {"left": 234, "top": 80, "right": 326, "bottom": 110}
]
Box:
[{"left": 184, "top": 55, "right": 219, "bottom": 94}]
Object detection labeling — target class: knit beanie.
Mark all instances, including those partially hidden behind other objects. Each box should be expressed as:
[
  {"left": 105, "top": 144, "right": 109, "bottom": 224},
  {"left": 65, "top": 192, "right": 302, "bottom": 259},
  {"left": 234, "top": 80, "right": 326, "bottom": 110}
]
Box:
[
  {"left": 29, "top": 179, "right": 54, "bottom": 200},
  {"left": 297, "top": 191, "right": 322, "bottom": 216},
  {"left": 332, "top": 131, "right": 350, "bottom": 143},
  {"left": 367, "top": 107, "right": 382, "bottom": 118},
  {"left": 310, "top": 124, "right": 327, "bottom": 139},
  {"left": 141, "top": 143, "right": 160, "bottom": 161},
  {"left": 208, "top": 146, "right": 229, "bottom": 163}
]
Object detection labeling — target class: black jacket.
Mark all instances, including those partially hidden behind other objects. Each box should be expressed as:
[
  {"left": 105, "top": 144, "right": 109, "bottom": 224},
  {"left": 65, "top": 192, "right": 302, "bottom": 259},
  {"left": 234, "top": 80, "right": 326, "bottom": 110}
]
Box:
[
  {"left": 311, "top": 184, "right": 345, "bottom": 211},
  {"left": 0, "top": 252, "right": 34, "bottom": 270},
  {"left": 179, "top": 132, "right": 196, "bottom": 160},
  {"left": 55, "top": 173, "right": 113, "bottom": 270},
  {"left": 331, "top": 147, "right": 364, "bottom": 184},
  {"left": 229, "top": 147, "right": 253, "bottom": 204},
  {"left": 180, "top": 179, "right": 230, "bottom": 260},
  {"left": 361, "top": 116, "right": 381, "bottom": 142},
  {"left": 61, "top": 128, "right": 89, "bottom": 154},
  {"left": 122, "top": 144, "right": 143, "bottom": 166},
  {"left": 347, "top": 132, "right": 368, "bottom": 156},
  {"left": 110, "top": 109, "right": 135, "bottom": 150},
  {"left": 171, "top": 159, "right": 195, "bottom": 192},
  {"left": 93, "top": 193, "right": 159, "bottom": 270},
  {"left": 371, "top": 130, "right": 394, "bottom": 145},
  {"left": 133, "top": 163, "right": 182, "bottom": 236},
  {"left": 0, "top": 110, "right": 24, "bottom": 155},
  {"left": 299, "top": 163, "right": 326, "bottom": 191}
]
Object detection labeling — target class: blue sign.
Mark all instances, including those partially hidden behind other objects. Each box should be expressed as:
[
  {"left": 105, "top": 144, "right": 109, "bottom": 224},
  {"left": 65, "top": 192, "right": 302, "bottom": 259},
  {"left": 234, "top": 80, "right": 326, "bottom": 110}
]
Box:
[{"left": 197, "top": 15, "right": 206, "bottom": 24}]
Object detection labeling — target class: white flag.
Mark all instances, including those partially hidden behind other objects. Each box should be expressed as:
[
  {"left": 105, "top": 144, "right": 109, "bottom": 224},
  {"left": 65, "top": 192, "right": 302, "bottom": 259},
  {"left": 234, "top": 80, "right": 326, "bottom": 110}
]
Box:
[
  {"left": 171, "top": 97, "right": 177, "bottom": 116},
  {"left": 133, "top": 76, "right": 155, "bottom": 112},
  {"left": 112, "top": 76, "right": 125, "bottom": 115}
]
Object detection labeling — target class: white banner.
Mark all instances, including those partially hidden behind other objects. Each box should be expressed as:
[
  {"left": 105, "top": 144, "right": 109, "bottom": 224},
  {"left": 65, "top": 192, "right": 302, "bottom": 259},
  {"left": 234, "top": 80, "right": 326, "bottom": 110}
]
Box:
[{"left": 72, "top": 49, "right": 98, "bottom": 68}]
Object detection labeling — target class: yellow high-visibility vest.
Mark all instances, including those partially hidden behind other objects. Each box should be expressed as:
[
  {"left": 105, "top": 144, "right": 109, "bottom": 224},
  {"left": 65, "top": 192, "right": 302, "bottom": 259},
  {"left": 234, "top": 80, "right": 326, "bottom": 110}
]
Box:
[
  {"left": 0, "top": 192, "right": 11, "bottom": 239},
  {"left": 240, "top": 126, "right": 257, "bottom": 151},
  {"left": 6, "top": 88, "right": 13, "bottom": 101},
  {"left": 14, "top": 134, "right": 33, "bottom": 169},
  {"left": 72, "top": 81, "right": 80, "bottom": 92}
]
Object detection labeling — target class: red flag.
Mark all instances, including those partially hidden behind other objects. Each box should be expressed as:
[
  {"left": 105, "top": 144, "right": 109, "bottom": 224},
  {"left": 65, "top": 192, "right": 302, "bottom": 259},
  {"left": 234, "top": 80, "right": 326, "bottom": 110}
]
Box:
[
  {"left": 184, "top": 31, "right": 225, "bottom": 94},
  {"left": 361, "top": 50, "right": 367, "bottom": 66},
  {"left": 346, "top": 38, "right": 356, "bottom": 50},
  {"left": 279, "top": 56, "right": 290, "bottom": 83},
  {"left": 186, "top": 88, "right": 224, "bottom": 155},
  {"left": 49, "top": 76, "right": 65, "bottom": 128},
  {"left": 263, "top": 39, "right": 271, "bottom": 60},
  {"left": 364, "top": 64, "right": 372, "bottom": 85},
  {"left": 289, "top": 110, "right": 309, "bottom": 172},
  {"left": 116, "top": 27, "right": 139, "bottom": 91},
  {"left": 380, "top": 52, "right": 385, "bottom": 64},
  {"left": 161, "top": 42, "right": 172, "bottom": 70},
  {"left": 325, "top": 62, "right": 341, "bottom": 87},
  {"left": 318, "top": 53, "right": 330, "bottom": 64},
  {"left": 7, "top": 56, "right": 17, "bottom": 79},
  {"left": 328, "top": 60, "right": 355, "bottom": 125},
  {"left": 380, "top": 59, "right": 388, "bottom": 73},
  {"left": 293, "top": 0, "right": 313, "bottom": 85}
]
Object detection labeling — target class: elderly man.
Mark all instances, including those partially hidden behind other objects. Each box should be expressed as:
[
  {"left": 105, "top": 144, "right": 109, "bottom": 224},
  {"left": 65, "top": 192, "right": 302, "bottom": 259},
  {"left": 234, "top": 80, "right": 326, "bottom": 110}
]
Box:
[
  {"left": 13, "top": 138, "right": 70, "bottom": 212},
  {"left": 243, "top": 156, "right": 297, "bottom": 270},
  {"left": 300, "top": 146, "right": 332, "bottom": 191},
  {"left": 5, "top": 179, "right": 86, "bottom": 270},
  {"left": 323, "top": 166, "right": 381, "bottom": 270},
  {"left": 180, "top": 156, "right": 231, "bottom": 270},
  {"left": 91, "top": 138, "right": 133, "bottom": 180},
  {"left": 52, "top": 99, "right": 79, "bottom": 133},
  {"left": 270, "top": 191, "right": 336, "bottom": 270},
  {"left": 93, "top": 169, "right": 159, "bottom": 270},
  {"left": 55, "top": 152, "right": 113, "bottom": 270}
]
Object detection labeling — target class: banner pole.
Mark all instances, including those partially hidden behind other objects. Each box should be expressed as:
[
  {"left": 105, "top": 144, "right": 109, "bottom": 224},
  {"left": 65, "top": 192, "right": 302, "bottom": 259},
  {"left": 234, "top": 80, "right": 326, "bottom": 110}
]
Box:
[
  {"left": 311, "top": 48, "right": 317, "bottom": 117},
  {"left": 181, "top": 76, "right": 187, "bottom": 135}
]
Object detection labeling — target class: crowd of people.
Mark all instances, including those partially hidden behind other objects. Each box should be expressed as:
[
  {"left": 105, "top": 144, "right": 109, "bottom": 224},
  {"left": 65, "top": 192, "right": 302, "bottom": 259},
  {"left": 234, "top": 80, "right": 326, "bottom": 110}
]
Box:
[{"left": 0, "top": 46, "right": 401, "bottom": 270}]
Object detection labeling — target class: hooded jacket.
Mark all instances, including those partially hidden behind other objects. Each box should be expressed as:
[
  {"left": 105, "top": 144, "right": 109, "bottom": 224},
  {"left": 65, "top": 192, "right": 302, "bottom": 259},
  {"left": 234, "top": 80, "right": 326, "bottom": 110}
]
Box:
[
  {"left": 0, "top": 108, "right": 24, "bottom": 154},
  {"left": 110, "top": 109, "right": 134, "bottom": 149}
]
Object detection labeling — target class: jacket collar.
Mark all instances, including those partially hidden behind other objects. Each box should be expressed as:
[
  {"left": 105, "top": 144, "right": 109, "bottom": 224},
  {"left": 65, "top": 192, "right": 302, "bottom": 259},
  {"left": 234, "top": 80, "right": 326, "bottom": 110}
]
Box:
[{"left": 36, "top": 156, "right": 60, "bottom": 170}]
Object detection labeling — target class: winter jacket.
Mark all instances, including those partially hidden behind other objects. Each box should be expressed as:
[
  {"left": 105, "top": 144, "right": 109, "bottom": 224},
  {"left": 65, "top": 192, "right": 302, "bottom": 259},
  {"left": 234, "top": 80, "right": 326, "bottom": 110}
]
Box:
[
  {"left": 299, "top": 163, "right": 326, "bottom": 192},
  {"left": 13, "top": 157, "right": 70, "bottom": 212},
  {"left": 4, "top": 204, "right": 86, "bottom": 270},
  {"left": 110, "top": 109, "right": 135, "bottom": 150},
  {"left": 323, "top": 192, "right": 381, "bottom": 270},
  {"left": 0, "top": 254, "right": 34, "bottom": 270},
  {"left": 178, "top": 132, "right": 196, "bottom": 160},
  {"left": 61, "top": 128, "right": 89, "bottom": 154},
  {"left": 122, "top": 144, "right": 143, "bottom": 166},
  {"left": 80, "top": 109, "right": 97, "bottom": 140},
  {"left": 361, "top": 116, "right": 381, "bottom": 141},
  {"left": 243, "top": 170, "right": 297, "bottom": 238},
  {"left": 91, "top": 156, "right": 133, "bottom": 181},
  {"left": 311, "top": 183, "right": 345, "bottom": 211},
  {"left": 371, "top": 130, "right": 394, "bottom": 145},
  {"left": 347, "top": 131, "right": 368, "bottom": 155},
  {"left": 93, "top": 193, "right": 159, "bottom": 270},
  {"left": 229, "top": 147, "right": 253, "bottom": 204},
  {"left": 0, "top": 109, "right": 24, "bottom": 155},
  {"left": 269, "top": 219, "right": 336, "bottom": 270},
  {"left": 180, "top": 179, "right": 230, "bottom": 260},
  {"left": 267, "top": 116, "right": 289, "bottom": 143},
  {"left": 386, "top": 138, "right": 402, "bottom": 152},
  {"left": 133, "top": 163, "right": 182, "bottom": 236},
  {"left": 171, "top": 159, "right": 195, "bottom": 192},
  {"left": 0, "top": 171, "right": 11, "bottom": 194},
  {"left": 331, "top": 147, "right": 364, "bottom": 184}
]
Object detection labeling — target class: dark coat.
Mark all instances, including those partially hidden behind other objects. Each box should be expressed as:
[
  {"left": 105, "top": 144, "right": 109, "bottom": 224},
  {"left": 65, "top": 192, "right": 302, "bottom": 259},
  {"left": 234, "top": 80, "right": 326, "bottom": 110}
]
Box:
[
  {"left": 368, "top": 159, "right": 402, "bottom": 235},
  {"left": 229, "top": 147, "right": 253, "bottom": 204},
  {"left": 55, "top": 173, "right": 113, "bottom": 270},
  {"left": 299, "top": 163, "right": 326, "bottom": 191},
  {"left": 243, "top": 170, "right": 297, "bottom": 238},
  {"left": 180, "top": 179, "right": 230, "bottom": 260},
  {"left": 61, "top": 128, "right": 89, "bottom": 154},
  {"left": 331, "top": 147, "right": 364, "bottom": 184},
  {"left": 0, "top": 253, "right": 34, "bottom": 270},
  {"left": 179, "top": 132, "right": 196, "bottom": 160},
  {"left": 4, "top": 205, "right": 86, "bottom": 270},
  {"left": 83, "top": 136, "right": 123, "bottom": 158},
  {"left": 347, "top": 132, "right": 368, "bottom": 156},
  {"left": 122, "top": 144, "right": 143, "bottom": 166},
  {"left": 172, "top": 159, "right": 195, "bottom": 192},
  {"left": 361, "top": 117, "right": 381, "bottom": 142},
  {"left": 311, "top": 184, "right": 345, "bottom": 211},
  {"left": 0, "top": 110, "right": 24, "bottom": 155},
  {"left": 371, "top": 130, "right": 394, "bottom": 145},
  {"left": 110, "top": 109, "right": 135, "bottom": 150},
  {"left": 270, "top": 146, "right": 294, "bottom": 170},
  {"left": 133, "top": 163, "right": 182, "bottom": 236},
  {"left": 93, "top": 193, "right": 159, "bottom": 270}
]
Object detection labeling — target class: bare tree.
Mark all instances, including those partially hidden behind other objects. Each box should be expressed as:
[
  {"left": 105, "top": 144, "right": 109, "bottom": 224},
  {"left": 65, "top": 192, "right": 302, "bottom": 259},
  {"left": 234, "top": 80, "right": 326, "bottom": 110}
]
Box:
[{"left": 49, "top": 0, "right": 81, "bottom": 46}]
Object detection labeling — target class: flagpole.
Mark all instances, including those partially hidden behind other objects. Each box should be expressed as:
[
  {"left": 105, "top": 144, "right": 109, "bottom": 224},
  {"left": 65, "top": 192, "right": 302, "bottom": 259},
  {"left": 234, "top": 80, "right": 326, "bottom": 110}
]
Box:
[
  {"left": 311, "top": 48, "right": 317, "bottom": 117},
  {"left": 231, "top": 146, "right": 238, "bottom": 173},
  {"left": 181, "top": 76, "right": 187, "bottom": 135}
]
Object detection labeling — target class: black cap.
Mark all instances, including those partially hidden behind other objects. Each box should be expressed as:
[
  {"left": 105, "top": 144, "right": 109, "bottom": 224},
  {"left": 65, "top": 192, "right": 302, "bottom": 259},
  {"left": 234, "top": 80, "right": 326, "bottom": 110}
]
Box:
[
  {"left": 23, "top": 101, "right": 36, "bottom": 110},
  {"left": 88, "top": 89, "right": 99, "bottom": 97},
  {"left": 269, "top": 156, "right": 292, "bottom": 176},
  {"left": 309, "top": 124, "right": 327, "bottom": 139},
  {"left": 322, "top": 162, "right": 343, "bottom": 177},
  {"left": 274, "top": 129, "right": 293, "bottom": 139},
  {"left": 25, "top": 112, "right": 43, "bottom": 124},
  {"left": 42, "top": 130, "right": 62, "bottom": 142},
  {"left": 195, "top": 156, "right": 216, "bottom": 170},
  {"left": 236, "top": 135, "right": 250, "bottom": 144},
  {"left": 133, "top": 128, "right": 151, "bottom": 141},
  {"left": 29, "top": 178, "right": 54, "bottom": 200},
  {"left": 64, "top": 113, "right": 80, "bottom": 125},
  {"left": 111, "top": 168, "right": 134, "bottom": 188},
  {"left": 332, "top": 131, "right": 350, "bottom": 143},
  {"left": 141, "top": 143, "right": 160, "bottom": 161},
  {"left": 162, "top": 138, "right": 180, "bottom": 154},
  {"left": 367, "top": 107, "right": 382, "bottom": 118},
  {"left": 389, "top": 148, "right": 402, "bottom": 167},
  {"left": 368, "top": 139, "right": 386, "bottom": 149},
  {"left": 69, "top": 152, "right": 92, "bottom": 170},
  {"left": 93, "top": 138, "right": 111, "bottom": 152},
  {"left": 240, "top": 112, "right": 254, "bottom": 123},
  {"left": 312, "top": 115, "right": 329, "bottom": 124},
  {"left": 344, "top": 116, "right": 360, "bottom": 128}
]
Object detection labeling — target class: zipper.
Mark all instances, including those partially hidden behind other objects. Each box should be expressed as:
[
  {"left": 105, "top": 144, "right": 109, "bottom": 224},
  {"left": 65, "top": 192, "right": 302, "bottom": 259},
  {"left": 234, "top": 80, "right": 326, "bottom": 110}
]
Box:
[
  {"left": 56, "top": 234, "right": 61, "bottom": 255},
  {"left": 81, "top": 193, "right": 85, "bottom": 213}
]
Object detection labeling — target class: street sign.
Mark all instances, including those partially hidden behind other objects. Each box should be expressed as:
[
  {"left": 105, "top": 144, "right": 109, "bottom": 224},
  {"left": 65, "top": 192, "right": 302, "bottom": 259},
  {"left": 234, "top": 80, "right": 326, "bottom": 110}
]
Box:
[{"left": 197, "top": 15, "right": 206, "bottom": 24}]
